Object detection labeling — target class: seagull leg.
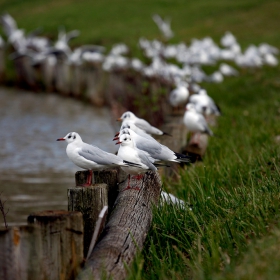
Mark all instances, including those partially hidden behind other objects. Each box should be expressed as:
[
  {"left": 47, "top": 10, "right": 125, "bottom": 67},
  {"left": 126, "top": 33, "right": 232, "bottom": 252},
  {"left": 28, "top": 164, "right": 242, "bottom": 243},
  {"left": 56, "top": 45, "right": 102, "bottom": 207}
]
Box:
[
  {"left": 132, "top": 174, "right": 144, "bottom": 180},
  {"left": 122, "top": 174, "right": 140, "bottom": 191},
  {"left": 82, "top": 170, "right": 92, "bottom": 187}
]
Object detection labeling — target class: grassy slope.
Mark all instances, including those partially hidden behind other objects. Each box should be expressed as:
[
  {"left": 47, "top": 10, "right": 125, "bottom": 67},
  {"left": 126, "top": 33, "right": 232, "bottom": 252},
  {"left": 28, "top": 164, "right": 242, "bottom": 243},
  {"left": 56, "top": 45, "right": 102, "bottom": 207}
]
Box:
[{"left": 1, "top": 0, "right": 280, "bottom": 279}]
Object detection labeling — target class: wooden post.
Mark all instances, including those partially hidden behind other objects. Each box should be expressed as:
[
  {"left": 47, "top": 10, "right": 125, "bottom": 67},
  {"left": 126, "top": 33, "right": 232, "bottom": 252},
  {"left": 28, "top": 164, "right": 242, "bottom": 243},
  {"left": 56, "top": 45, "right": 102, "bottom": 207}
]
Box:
[
  {"left": 0, "top": 225, "right": 43, "bottom": 280},
  {"left": 156, "top": 114, "right": 190, "bottom": 178},
  {"left": 68, "top": 171, "right": 110, "bottom": 257},
  {"left": 27, "top": 210, "right": 83, "bottom": 280},
  {"left": 0, "top": 37, "right": 5, "bottom": 83},
  {"left": 55, "top": 58, "right": 70, "bottom": 94},
  {"left": 183, "top": 133, "right": 209, "bottom": 161},
  {"left": 85, "top": 64, "right": 105, "bottom": 106},
  {"left": 80, "top": 171, "right": 162, "bottom": 280}
]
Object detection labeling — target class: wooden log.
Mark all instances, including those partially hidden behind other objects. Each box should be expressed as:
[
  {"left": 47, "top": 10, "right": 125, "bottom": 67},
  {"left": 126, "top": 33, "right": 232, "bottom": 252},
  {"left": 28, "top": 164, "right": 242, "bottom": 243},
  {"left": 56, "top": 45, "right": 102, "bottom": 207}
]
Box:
[
  {"left": 156, "top": 114, "right": 189, "bottom": 178},
  {"left": 55, "top": 59, "right": 70, "bottom": 95},
  {"left": 13, "top": 56, "right": 36, "bottom": 89},
  {"left": 80, "top": 171, "right": 162, "bottom": 280},
  {"left": 0, "top": 225, "right": 43, "bottom": 280},
  {"left": 85, "top": 64, "right": 105, "bottom": 106},
  {"left": 86, "top": 205, "right": 108, "bottom": 260},
  {"left": 69, "top": 171, "right": 109, "bottom": 257},
  {"left": 27, "top": 210, "right": 83, "bottom": 280},
  {"left": 0, "top": 39, "right": 5, "bottom": 82},
  {"left": 183, "top": 133, "right": 209, "bottom": 160},
  {"left": 41, "top": 55, "right": 56, "bottom": 92}
]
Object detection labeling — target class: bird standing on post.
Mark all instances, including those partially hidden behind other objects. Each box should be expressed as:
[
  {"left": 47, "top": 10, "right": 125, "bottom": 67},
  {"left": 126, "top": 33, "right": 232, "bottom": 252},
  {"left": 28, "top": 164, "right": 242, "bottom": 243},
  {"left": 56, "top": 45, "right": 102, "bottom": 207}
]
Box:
[
  {"left": 183, "top": 103, "right": 214, "bottom": 145},
  {"left": 57, "top": 132, "right": 140, "bottom": 186},
  {"left": 117, "top": 111, "right": 171, "bottom": 136}
]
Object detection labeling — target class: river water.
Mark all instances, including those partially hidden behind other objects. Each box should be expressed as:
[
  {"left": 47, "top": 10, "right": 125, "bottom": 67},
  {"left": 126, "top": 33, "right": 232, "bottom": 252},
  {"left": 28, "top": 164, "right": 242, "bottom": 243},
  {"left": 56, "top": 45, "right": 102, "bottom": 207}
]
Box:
[{"left": 0, "top": 87, "right": 118, "bottom": 226}]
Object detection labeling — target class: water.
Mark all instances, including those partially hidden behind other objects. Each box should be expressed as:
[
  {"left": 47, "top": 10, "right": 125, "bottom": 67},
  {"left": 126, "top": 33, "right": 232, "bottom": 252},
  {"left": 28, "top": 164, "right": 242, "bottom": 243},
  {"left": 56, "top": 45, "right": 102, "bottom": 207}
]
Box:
[{"left": 0, "top": 87, "right": 118, "bottom": 226}]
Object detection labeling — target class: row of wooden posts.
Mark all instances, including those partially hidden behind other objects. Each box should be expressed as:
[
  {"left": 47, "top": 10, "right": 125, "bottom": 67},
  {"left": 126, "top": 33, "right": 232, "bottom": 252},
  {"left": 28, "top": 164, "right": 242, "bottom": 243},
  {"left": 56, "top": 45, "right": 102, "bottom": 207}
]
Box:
[
  {"left": 0, "top": 112, "right": 208, "bottom": 280},
  {"left": 0, "top": 42, "right": 210, "bottom": 280},
  {"left": 0, "top": 43, "right": 175, "bottom": 129}
]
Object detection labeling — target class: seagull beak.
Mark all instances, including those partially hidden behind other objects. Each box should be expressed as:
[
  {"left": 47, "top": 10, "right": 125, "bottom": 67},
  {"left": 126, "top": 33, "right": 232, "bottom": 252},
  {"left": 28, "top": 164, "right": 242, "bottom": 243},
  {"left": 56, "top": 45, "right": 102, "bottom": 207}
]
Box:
[
  {"left": 116, "top": 118, "right": 122, "bottom": 122},
  {"left": 114, "top": 132, "right": 120, "bottom": 137},
  {"left": 115, "top": 141, "right": 122, "bottom": 145},
  {"left": 57, "top": 138, "right": 65, "bottom": 141},
  {"left": 113, "top": 136, "right": 119, "bottom": 141}
]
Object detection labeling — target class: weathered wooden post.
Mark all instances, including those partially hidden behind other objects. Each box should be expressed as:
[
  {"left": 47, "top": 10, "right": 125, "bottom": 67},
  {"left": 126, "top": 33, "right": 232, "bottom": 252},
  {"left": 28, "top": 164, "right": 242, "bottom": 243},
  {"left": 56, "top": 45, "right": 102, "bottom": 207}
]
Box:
[
  {"left": 79, "top": 171, "right": 162, "bottom": 280},
  {"left": 68, "top": 170, "right": 117, "bottom": 257},
  {"left": 0, "top": 225, "right": 43, "bottom": 280},
  {"left": 55, "top": 57, "right": 70, "bottom": 94},
  {"left": 27, "top": 210, "right": 83, "bottom": 280},
  {"left": 41, "top": 55, "right": 57, "bottom": 92},
  {"left": 183, "top": 133, "right": 209, "bottom": 160},
  {"left": 84, "top": 63, "right": 105, "bottom": 106},
  {"left": 0, "top": 36, "right": 5, "bottom": 82},
  {"left": 156, "top": 114, "right": 190, "bottom": 178},
  {"left": 13, "top": 55, "right": 36, "bottom": 89}
]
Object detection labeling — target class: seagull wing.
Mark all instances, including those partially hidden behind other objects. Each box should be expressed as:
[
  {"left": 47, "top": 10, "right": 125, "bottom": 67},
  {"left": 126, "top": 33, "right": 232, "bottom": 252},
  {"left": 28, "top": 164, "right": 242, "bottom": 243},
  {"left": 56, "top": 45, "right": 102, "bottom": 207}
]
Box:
[
  {"left": 137, "top": 150, "right": 158, "bottom": 171},
  {"left": 78, "top": 144, "right": 122, "bottom": 166}
]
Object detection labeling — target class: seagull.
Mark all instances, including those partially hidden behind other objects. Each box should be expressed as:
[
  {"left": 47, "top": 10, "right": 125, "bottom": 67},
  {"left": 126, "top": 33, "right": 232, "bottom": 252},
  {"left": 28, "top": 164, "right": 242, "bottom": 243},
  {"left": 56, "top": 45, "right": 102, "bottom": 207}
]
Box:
[
  {"left": 116, "top": 134, "right": 158, "bottom": 190},
  {"left": 114, "top": 128, "right": 194, "bottom": 164},
  {"left": 117, "top": 111, "right": 171, "bottom": 136},
  {"left": 57, "top": 132, "right": 140, "bottom": 186},
  {"left": 183, "top": 103, "right": 214, "bottom": 144},
  {"left": 219, "top": 63, "right": 239, "bottom": 76},
  {"left": 169, "top": 81, "right": 189, "bottom": 108},
  {"left": 152, "top": 14, "right": 174, "bottom": 40},
  {"left": 189, "top": 89, "right": 221, "bottom": 117},
  {"left": 117, "top": 121, "right": 155, "bottom": 140}
]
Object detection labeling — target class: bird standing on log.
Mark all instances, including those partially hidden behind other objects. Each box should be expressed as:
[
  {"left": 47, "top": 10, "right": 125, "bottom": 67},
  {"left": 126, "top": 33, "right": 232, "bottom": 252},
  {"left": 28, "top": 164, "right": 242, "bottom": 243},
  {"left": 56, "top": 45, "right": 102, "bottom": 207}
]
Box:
[
  {"left": 117, "top": 111, "right": 171, "bottom": 136},
  {"left": 114, "top": 128, "right": 194, "bottom": 164},
  {"left": 116, "top": 134, "right": 158, "bottom": 190},
  {"left": 57, "top": 132, "right": 140, "bottom": 186},
  {"left": 183, "top": 103, "right": 214, "bottom": 145}
]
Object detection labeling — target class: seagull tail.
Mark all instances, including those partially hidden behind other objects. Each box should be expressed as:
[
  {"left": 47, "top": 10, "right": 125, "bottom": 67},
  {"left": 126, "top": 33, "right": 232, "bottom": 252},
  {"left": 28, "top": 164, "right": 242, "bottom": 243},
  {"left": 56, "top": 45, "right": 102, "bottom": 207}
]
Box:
[
  {"left": 162, "top": 132, "right": 172, "bottom": 137},
  {"left": 175, "top": 152, "right": 197, "bottom": 163},
  {"left": 154, "top": 163, "right": 171, "bottom": 168},
  {"left": 123, "top": 160, "right": 142, "bottom": 167}
]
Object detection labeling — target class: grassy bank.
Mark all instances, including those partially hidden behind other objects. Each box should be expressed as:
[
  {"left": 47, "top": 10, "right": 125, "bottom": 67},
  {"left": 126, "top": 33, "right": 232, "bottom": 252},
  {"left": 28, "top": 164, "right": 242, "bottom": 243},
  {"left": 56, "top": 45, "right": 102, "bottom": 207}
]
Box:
[{"left": 1, "top": 0, "right": 280, "bottom": 279}]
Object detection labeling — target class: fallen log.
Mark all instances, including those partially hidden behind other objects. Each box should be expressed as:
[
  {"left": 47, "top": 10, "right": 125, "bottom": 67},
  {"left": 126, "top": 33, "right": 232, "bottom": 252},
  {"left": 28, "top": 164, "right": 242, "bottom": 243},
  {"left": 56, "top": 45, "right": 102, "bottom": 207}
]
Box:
[{"left": 80, "top": 171, "right": 162, "bottom": 280}]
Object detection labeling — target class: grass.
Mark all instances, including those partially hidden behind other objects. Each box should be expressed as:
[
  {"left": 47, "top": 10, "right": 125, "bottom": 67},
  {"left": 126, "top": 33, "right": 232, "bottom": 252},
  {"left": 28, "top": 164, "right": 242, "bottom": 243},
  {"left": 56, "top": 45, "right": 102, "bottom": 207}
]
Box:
[{"left": 1, "top": 0, "right": 280, "bottom": 279}]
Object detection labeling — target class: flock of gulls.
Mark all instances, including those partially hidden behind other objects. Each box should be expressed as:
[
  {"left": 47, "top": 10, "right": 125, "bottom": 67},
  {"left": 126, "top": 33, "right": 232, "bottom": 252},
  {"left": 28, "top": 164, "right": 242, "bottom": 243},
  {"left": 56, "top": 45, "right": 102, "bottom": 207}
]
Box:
[
  {"left": 1, "top": 13, "right": 279, "bottom": 204},
  {"left": 0, "top": 13, "right": 278, "bottom": 97},
  {"left": 57, "top": 111, "right": 194, "bottom": 191}
]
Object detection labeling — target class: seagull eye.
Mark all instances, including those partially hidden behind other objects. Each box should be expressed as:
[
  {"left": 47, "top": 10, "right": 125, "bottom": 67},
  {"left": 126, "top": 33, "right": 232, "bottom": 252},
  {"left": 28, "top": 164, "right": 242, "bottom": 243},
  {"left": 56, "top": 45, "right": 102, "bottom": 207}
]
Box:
[
  {"left": 73, "top": 135, "right": 76, "bottom": 139},
  {"left": 68, "top": 135, "right": 71, "bottom": 139}
]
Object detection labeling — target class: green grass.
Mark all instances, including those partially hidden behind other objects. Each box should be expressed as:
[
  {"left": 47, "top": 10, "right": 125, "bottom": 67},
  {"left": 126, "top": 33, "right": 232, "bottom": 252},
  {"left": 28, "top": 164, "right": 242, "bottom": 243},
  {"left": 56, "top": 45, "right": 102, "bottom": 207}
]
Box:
[{"left": 1, "top": 0, "right": 280, "bottom": 279}]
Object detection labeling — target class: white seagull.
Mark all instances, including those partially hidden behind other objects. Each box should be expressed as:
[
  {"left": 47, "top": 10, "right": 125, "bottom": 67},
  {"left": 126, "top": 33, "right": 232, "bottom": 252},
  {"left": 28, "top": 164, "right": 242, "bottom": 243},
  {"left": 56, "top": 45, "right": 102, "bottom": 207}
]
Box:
[
  {"left": 152, "top": 14, "right": 174, "bottom": 40},
  {"left": 169, "top": 81, "right": 189, "bottom": 108},
  {"left": 117, "top": 121, "right": 155, "bottom": 140},
  {"left": 116, "top": 134, "right": 158, "bottom": 190},
  {"left": 189, "top": 89, "right": 221, "bottom": 117},
  {"left": 117, "top": 111, "right": 171, "bottom": 136},
  {"left": 114, "top": 128, "right": 194, "bottom": 164},
  {"left": 57, "top": 132, "right": 140, "bottom": 186},
  {"left": 183, "top": 103, "right": 214, "bottom": 144}
]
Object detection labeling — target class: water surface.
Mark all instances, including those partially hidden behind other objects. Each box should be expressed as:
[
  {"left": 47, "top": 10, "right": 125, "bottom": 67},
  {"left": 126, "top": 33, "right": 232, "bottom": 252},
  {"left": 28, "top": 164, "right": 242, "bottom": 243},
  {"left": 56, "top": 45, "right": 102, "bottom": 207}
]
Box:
[{"left": 0, "top": 87, "right": 118, "bottom": 225}]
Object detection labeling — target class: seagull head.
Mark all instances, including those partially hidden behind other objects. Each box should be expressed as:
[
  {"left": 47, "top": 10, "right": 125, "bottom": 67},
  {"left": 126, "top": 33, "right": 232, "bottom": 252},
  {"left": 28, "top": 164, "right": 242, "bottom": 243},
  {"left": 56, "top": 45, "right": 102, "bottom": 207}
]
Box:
[
  {"left": 198, "top": 89, "right": 207, "bottom": 96},
  {"left": 57, "top": 132, "right": 82, "bottom": 143},
  {"left": 185, "top": 103, "right": 196, "bottom": 112},
  {"left": 113, "top": 129, "right": 130, "bottom": 141},
  {"left": 116, "top": 134, "right": 134, "bottom": 146},
  {"left": 117, "top": 111, "right": 136, "bottom": 122}
]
